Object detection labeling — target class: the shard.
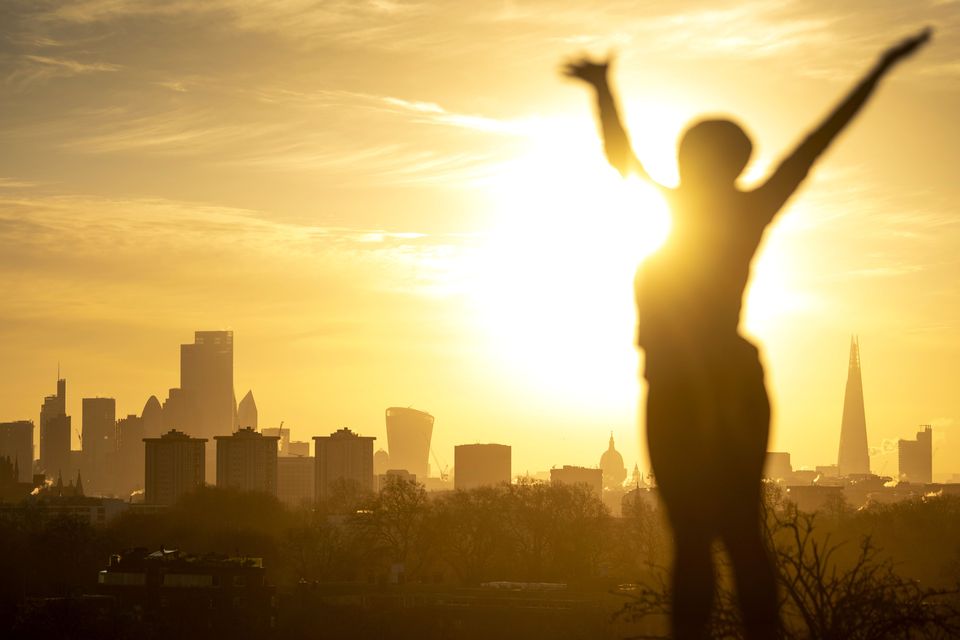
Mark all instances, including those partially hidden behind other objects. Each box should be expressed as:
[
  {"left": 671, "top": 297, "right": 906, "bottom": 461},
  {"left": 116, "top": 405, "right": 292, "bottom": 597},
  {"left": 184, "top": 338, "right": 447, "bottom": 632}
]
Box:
[{"left": 837, "top": 336, "right": 870, "bottom": 476}]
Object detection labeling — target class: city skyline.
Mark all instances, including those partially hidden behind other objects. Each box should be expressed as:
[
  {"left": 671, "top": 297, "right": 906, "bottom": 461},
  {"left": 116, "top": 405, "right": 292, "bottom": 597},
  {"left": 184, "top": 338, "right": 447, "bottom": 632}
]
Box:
[{"left": 0, "top": 328, "right": 953, "bottom": 479}]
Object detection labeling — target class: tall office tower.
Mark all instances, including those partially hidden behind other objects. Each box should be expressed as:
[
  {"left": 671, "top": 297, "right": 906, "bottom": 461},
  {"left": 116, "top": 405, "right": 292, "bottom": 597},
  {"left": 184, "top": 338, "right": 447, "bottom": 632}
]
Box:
[
  {"left": 141, "top": 396, "right": 164, "bottom": 439},
  {"left": 82, "top": 397, "right": 116, "bottom": 491},
  {"left": 837, "top": 337, "right": 870, "bottom": 476},
  {"left": 161, "top": 388, "right": 199, "bottom": 433},
  {"left": 278, "top": 456, "right": 315, "bottom": 507},
  {"left": 599, "top": 433, "right": 627, "bottom": 490},
  {"left": 262, "top": 427, "right": 290, "bottom": 455},
  {"left": 899, "top": 426, "right": 933, "bottom": 484},
  {"left": 40, "top": 377, "right": 71, "bottom": 477},
  {"left": 180, "top": 331, "right": 234, "bottom": 481},
  {"left": 550, "top": 465, "right": 603, "bottom": 500},
  {"left": 454, "top": 443, "right": 511, "bottom": 490},
  {"left": 116, "top": 414, "right": 144, "bottom": 495},
  {"left": 385, "top": 407, "right": 434, "bottom": 479},
  {"left": 237, "top": 390, "right": 258, "bottom": 430},
  {"left": 0, "top": 421, "right": 34, "bottom": 482},
  {"left": 215, "top": 427, "right": 279, "bottom": 495},
  {"left": 313, "top": 428, "right": 375, "bottom": 502},
  {"left": 144, "top": 430, "right": 206, "bottom": 505}
]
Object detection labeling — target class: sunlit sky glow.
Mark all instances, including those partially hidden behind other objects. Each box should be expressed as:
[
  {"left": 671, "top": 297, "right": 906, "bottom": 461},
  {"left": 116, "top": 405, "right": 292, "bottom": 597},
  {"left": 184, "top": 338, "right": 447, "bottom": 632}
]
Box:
[{"left": 1, "top": 0, "right": 959, "bottom": 477}]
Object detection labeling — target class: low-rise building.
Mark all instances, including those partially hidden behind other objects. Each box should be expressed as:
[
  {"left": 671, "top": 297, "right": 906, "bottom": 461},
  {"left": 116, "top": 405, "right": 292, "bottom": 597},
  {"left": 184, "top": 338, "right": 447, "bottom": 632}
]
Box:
[
  {"left": 98, "top": 547, "right": 274, "bottom": 635},
  {"left": 550, "top": 465, "right": 603, "bottom": 500}
]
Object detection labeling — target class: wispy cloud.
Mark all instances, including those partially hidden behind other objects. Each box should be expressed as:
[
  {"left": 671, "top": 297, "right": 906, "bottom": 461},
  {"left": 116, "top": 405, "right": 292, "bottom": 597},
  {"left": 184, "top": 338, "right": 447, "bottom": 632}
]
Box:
[
  {"left": 0, "top": 189, "right": 470, "bottom": 296},
  {"left": 6, "top": 54, "right": 121, "bottom": 87},
  {"left": 63, "top": 107, "right": 287, "bottom": 155},
  {"left": 0, "top": 177, "right": 39, "bottom": 189}
]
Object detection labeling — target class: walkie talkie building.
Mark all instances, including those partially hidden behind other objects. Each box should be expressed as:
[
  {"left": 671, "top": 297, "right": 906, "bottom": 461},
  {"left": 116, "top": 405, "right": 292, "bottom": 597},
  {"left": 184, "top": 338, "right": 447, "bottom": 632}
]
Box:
[{"left": 385, "top": 407, "right": 434, "bottom": 480}]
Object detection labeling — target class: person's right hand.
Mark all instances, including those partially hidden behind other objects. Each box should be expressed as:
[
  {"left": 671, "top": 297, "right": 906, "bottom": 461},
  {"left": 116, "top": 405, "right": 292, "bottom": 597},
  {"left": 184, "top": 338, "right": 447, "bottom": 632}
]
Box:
[
  {"left": 880, "top": 27, "right": 933, "bottom": 67},
  {"left": 562, "top": 56, "right": 610, "bottom": 87}
]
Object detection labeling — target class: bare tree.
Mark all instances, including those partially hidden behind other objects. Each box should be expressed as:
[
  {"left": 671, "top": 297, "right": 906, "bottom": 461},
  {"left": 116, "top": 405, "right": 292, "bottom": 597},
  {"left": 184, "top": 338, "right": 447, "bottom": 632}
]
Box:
[{"left": 619, "top": 502, "right": 960, "bottom": 639}]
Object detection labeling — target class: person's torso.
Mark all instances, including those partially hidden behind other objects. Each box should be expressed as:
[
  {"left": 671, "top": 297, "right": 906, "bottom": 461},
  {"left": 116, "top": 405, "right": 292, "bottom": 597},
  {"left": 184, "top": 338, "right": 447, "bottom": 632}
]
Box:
[{"left": 636, "top": 188, "right": 768, "bottom": 359}]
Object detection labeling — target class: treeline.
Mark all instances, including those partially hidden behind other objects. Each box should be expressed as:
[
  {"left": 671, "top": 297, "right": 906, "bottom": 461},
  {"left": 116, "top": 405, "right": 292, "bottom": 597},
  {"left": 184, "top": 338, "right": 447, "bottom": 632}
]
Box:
[{"left": 4, "top": 481, "right": 960, "bottom": 637}]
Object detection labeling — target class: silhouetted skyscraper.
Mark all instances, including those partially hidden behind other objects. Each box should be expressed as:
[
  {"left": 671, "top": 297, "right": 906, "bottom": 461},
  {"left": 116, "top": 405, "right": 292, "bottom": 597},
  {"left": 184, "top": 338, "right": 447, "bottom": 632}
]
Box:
[
  {"left": 454, "top": 443, "right": 511, "bottom": 490},
  {"left": 82, "top": 397, "right": 116, "bottom": 491},
  {"left": 837, "top": 337, "right": 870, "bottom": 476},
  {"left": 237, "top": 390, "right": 258, "bottom": 430},
  {"left": 144, "top": 429, "right": 206, "bottom": 505},
  {"left": 180, "top": 330, "right": 234, "bottom": 482},
  {"left": 215, "top": 427, "right": 279, "bottom": 495},
  {"left": 116, "top": 413, "right": 144, "bottom": 496},
  {"left": 0, "top": 420, "right": 34, "bottom": 482},
  {"left": 599, "top": 432, "right": 627, "bottom": 490},
  {"left": 40, "top": 377, "right": 71, "bottom": 477},
  {"left": 141, "top": 395, "right": 164, "bottom": 439},
  {"left": 313, "top": 428, "right": 375, "bottom": 502},
  {"left": 161, "top": 387, "right": 198, "bottom": 433},
  {"left": 373, "top": 448, "right": 390, "bottom": 475},
  {"left": 385, "top": 407, "right": 434, "bottom": 479},
  {"left": 899, "top": 425, "right": 932, "bottom": 484}
]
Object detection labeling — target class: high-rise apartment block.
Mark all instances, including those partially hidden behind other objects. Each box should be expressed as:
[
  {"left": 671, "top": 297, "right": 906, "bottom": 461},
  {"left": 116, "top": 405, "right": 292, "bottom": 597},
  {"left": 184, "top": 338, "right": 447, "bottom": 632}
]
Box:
[
  {"left": 313, "top": 428, "right": 375, "bottom": 502},
  {"left": 144, "top": 430, "right": 206, "bottom": 505},
  {"left": 277, "top": 456, "right": 314, "bottom": 506},
  {"left": 215, "top": 427, "right": 279, "bottom": 495}
]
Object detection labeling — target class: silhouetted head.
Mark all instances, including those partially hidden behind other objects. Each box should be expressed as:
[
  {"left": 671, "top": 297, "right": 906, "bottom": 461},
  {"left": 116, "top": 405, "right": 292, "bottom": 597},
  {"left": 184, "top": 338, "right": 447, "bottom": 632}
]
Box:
[{"left": 677, "top": 119, "right": 752, "bottom": 187}]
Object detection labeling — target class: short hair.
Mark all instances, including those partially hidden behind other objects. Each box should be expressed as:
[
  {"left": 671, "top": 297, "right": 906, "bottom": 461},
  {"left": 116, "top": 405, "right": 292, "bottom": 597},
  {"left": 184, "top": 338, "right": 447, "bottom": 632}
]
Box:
[{"left": 677, "top": 118, "right": 753, "bottom": 184}]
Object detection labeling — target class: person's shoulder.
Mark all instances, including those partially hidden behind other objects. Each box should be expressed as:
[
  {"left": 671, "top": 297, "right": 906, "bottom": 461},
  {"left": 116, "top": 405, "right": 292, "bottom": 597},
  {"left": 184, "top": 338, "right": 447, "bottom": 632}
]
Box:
[{"left": 738, "top": 188, "right": 779, "bottom": 230}]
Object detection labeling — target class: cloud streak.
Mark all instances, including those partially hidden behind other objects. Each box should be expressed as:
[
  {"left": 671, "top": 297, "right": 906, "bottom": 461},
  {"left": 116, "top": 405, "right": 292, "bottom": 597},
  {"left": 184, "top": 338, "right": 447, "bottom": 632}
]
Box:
[{"left": 6, "top": 54, "right": 121, "bottom": 87}]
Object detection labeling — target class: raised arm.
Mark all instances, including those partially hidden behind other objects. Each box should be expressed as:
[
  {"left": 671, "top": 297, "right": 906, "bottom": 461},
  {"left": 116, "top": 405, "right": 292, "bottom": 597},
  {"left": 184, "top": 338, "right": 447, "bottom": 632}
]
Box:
[
  {"left": 756, "top": 28, "right": 932, "bottom": 211},
  {"left": 563, "top": 56, "right": 658, "bottom": 186}
]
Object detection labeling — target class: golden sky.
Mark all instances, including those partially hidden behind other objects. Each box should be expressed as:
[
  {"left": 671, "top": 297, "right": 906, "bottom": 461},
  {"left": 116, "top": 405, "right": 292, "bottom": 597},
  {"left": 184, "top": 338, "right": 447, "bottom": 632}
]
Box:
[{"left": 1, "top": 0, "right": 958, "bottom": 478}]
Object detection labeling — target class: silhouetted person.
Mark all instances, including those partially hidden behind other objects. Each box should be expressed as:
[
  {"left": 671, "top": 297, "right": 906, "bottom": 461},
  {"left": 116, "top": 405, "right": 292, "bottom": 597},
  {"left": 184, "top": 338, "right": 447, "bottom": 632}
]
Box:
[{"left": 564, "top": 28, "right": 931, "bottom": 640}]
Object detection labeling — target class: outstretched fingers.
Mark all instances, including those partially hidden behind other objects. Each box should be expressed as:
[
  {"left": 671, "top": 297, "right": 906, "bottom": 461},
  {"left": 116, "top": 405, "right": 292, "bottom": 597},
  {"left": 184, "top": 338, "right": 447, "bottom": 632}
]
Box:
[{"left": 560, "top": 55, "right": 610, "bottom": 85}]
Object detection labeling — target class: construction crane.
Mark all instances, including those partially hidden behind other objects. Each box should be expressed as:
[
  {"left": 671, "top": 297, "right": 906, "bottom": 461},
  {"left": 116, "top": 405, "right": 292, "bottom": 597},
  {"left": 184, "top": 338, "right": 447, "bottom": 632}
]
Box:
[{"left": 430, "top": 448, "right": 449, "bottom": 481}]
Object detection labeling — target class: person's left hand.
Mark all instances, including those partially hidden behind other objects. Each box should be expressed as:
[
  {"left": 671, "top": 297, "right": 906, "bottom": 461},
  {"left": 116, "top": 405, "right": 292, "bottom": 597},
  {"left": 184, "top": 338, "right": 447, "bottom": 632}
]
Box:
[{"left": 562, "top": 56, "right": 611, "bottom": 86}]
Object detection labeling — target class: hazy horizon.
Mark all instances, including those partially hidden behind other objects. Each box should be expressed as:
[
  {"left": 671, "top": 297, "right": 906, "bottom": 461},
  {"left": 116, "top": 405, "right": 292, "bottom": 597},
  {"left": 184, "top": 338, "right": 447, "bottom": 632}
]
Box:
[{"left": 2, "top": 0, "right": 959, "bottom": 477}]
